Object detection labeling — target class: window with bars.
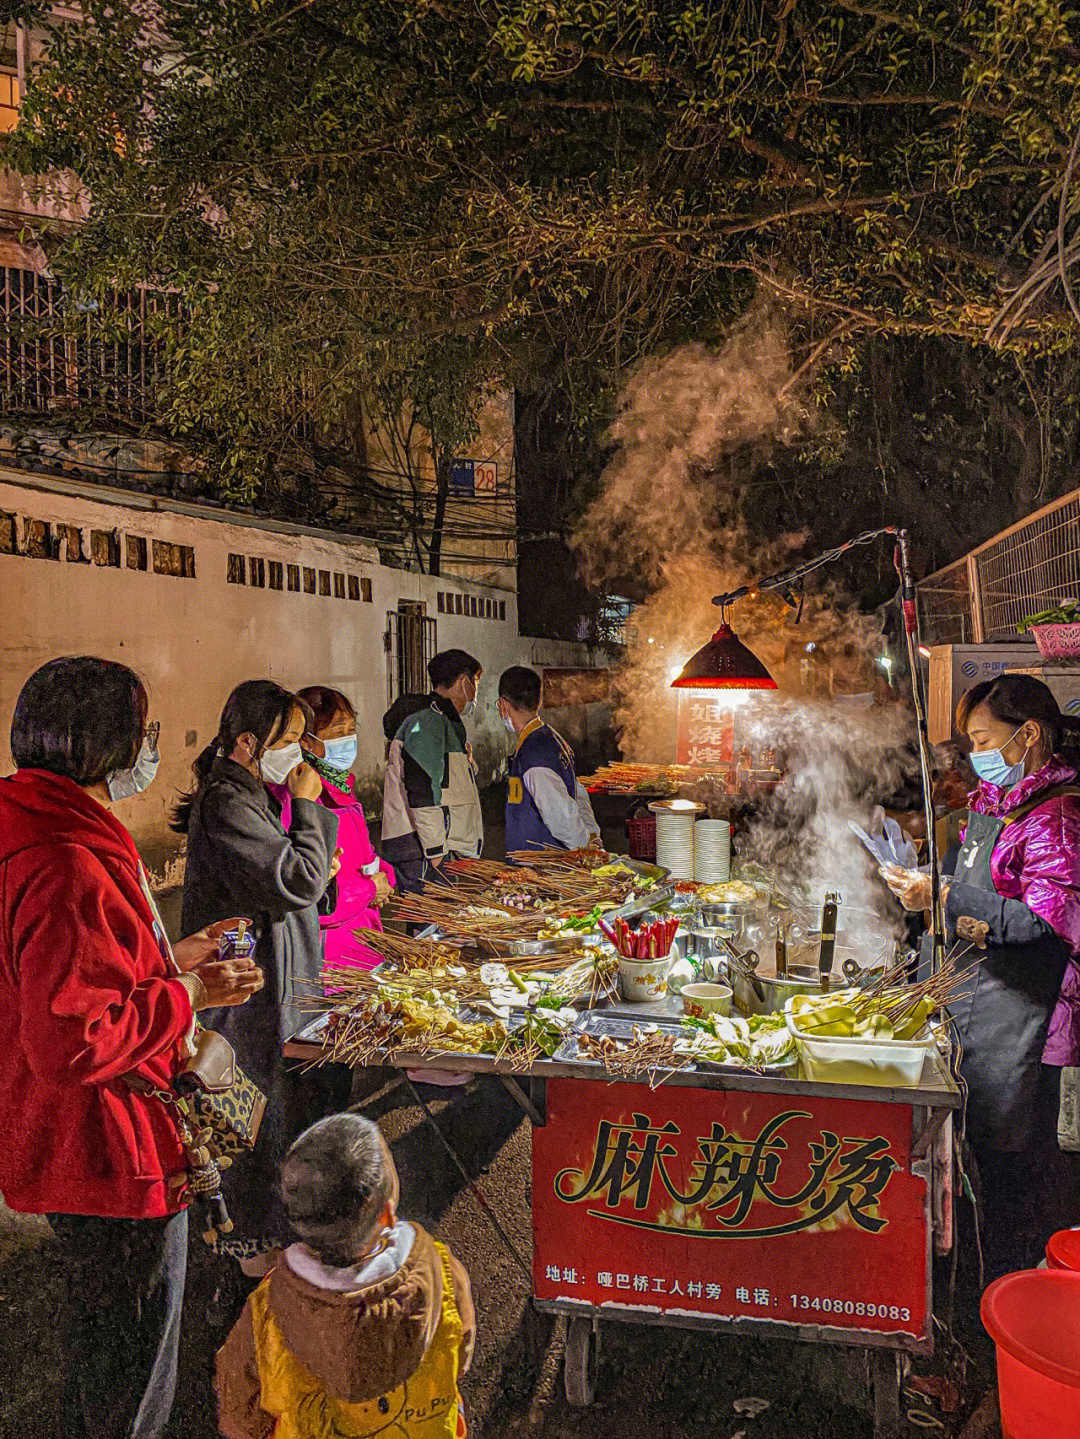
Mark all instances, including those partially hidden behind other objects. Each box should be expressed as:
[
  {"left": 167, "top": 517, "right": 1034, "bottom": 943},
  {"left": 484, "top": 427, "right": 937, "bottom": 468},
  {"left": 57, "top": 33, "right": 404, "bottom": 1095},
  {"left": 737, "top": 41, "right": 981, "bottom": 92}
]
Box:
[{"left": 1, "top": 268, "right": 182, "bottom": 422}]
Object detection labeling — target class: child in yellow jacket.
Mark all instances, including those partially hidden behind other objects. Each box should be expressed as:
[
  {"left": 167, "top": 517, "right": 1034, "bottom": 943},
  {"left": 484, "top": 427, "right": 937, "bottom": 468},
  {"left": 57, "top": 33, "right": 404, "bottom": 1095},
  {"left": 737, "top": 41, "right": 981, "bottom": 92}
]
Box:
[{"left": 216, "top": 1114, "right": 475, "bottom": 1439}]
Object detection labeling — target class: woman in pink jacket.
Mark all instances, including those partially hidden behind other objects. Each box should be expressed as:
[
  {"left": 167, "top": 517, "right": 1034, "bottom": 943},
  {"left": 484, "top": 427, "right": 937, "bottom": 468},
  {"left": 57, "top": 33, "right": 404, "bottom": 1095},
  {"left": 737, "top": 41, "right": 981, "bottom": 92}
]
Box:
[
  {"left": 885, "top": 674, "right": 1080, "bottom": 1277},
  {"left": 271, "top": 687, "right": 394, "bottom": 975}
]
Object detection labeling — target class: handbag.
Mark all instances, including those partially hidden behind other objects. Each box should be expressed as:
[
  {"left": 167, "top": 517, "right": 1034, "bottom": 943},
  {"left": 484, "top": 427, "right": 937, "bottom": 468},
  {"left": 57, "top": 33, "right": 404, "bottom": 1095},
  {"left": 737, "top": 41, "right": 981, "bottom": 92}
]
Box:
[
  {"left": 176, "top": 1025, "right": 267, "bottom": 1159},
  {"left": 128, "top": 868, "right": 267, "bottom": 1241},
  {"left": 127, "top": 1029, "right": 266, "bottom": 1245}
]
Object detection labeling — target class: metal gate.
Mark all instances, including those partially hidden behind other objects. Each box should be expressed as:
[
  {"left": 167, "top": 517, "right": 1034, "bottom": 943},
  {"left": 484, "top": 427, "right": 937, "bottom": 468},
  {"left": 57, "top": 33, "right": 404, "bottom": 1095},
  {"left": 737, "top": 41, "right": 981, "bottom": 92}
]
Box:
[{"left": 385, "top": 604, "right": 437, "bottom": 705}]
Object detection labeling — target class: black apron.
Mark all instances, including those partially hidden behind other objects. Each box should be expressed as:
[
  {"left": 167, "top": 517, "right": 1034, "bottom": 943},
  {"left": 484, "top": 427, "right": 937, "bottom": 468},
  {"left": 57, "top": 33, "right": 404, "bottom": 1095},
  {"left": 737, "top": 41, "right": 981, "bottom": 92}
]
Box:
[{"left": 945, "top": 805, "right": 1069, "bottom": 1152}]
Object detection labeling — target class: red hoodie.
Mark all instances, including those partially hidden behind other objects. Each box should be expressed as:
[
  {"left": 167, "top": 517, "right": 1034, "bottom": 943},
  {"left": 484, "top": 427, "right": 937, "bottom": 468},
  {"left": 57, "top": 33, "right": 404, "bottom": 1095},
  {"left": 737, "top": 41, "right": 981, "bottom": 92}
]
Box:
[{"left": 0, "top": 769, "right": 193, "bottom": 1218}]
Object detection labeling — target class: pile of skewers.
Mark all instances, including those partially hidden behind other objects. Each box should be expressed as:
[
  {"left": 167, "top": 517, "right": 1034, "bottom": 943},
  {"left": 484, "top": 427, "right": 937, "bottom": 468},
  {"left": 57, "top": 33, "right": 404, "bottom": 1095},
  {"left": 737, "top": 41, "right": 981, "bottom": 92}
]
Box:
[
  {"left": 599, "top": 915, "right": 679, "bottom": 960},
  {"left": 789, "top": 953, "right": 974, "bottom": 1041},
  {"left": 575, "top": 1027, "right": 691, "bottom": 1088}
]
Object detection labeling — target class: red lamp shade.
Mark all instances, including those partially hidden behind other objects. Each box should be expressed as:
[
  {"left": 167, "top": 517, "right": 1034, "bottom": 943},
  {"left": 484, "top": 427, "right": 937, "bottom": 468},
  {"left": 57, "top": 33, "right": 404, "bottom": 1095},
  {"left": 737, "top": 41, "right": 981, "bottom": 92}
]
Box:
[{"left": 670, "top": 624, "right": 777, "bottom": 690}]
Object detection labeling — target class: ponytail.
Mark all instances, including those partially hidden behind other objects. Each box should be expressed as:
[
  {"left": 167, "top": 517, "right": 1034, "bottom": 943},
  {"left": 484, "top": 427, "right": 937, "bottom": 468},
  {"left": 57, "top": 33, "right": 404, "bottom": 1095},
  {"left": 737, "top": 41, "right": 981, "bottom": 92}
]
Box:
[
  {"left": 170, "top": 680, "right": 308, "bottom": 833},
  {"left": 171, "top": 741, "right": 221, "bottom": 833}
]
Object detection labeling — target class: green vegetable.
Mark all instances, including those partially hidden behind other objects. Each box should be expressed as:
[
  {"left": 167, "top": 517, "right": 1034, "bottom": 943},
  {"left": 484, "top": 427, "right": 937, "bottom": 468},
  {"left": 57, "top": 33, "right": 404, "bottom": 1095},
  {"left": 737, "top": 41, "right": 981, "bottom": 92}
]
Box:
[
  {"left": 1017, "top": 599, "right": 1079, "bottom": 633},
  {"left": 507, "top": 969, "right": 529, "bottom": 994}
]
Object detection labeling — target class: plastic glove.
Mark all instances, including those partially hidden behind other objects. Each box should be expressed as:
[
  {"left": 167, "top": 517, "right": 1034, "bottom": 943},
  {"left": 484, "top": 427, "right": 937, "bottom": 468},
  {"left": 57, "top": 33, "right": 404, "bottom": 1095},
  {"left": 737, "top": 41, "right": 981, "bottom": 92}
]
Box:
[
  {"left": 849, "top": 807, "right": 920, "bottom": 869},
  {"left": 880, "top": 864, "right": 933, "bottom": 912}
]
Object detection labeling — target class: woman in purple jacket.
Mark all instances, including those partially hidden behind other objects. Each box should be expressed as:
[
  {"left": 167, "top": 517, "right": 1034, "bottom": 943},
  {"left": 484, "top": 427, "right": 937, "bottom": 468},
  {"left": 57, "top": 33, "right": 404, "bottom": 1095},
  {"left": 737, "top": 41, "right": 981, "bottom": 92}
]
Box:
[
  {"left": 270, "top": 687, "right": 395, "bottom": 975},
  {"left": 886, "top": 674, "right": 1080, "bottom": 1275}
]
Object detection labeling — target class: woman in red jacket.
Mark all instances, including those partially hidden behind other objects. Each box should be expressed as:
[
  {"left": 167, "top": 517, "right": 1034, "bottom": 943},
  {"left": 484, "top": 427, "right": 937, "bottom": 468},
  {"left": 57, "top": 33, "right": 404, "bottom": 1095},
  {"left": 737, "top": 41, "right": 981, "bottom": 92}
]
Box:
[{"left": 0, "top": 657, "right": 263, "bottom": 1439}]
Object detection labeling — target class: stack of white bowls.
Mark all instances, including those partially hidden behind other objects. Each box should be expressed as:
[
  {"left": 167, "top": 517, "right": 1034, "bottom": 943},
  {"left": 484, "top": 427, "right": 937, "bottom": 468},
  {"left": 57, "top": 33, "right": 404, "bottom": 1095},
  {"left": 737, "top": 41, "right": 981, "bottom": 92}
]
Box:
[
  {"left": 651, "top": 806, "right": 697, "bottom": 880},
  {"left": 694, "top": 819, "right": 731, "bottom": 882}
]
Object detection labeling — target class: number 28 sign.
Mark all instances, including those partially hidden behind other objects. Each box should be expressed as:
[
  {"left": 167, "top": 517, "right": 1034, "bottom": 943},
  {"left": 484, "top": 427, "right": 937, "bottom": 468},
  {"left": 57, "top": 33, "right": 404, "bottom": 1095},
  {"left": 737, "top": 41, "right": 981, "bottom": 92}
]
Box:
[{"left": 532, "top": 1079, "right": 928, "bottom": 1339}]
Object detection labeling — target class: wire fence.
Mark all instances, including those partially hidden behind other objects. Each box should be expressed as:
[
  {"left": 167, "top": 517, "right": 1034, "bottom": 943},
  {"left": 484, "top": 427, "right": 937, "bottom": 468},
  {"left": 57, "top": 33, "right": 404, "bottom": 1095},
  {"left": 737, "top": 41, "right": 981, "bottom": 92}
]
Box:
[{"left": 917, "top": 489, "right": 1080, "bottom": 644}]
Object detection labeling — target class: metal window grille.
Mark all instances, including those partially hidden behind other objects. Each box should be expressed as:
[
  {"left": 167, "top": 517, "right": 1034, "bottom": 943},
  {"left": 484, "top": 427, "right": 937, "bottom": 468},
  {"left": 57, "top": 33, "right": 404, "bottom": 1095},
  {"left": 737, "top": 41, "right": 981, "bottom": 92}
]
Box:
[
  {"left": 1, "top": 267, "right": 179, "bottom": 422},
  {"left": 385, "top": 608, "right": 437, "bottom": 705}
]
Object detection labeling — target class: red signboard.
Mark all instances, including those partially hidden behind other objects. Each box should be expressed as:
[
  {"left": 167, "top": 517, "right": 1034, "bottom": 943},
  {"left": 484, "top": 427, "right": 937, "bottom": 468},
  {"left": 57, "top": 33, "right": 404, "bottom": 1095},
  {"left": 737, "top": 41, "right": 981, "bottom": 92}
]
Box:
[
  {"left": 533, "top": 1079, "right": 927, "bottom": 1338},
  {"left": 674, "top": 694, "right": 734, "bottom": 768}
]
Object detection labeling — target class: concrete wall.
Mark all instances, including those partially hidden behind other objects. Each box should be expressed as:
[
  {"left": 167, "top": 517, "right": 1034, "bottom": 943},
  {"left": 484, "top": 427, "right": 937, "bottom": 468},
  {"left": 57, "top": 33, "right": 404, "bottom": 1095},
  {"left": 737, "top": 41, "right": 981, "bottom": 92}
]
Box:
[{"left": 0, "top": 467, "right": 605, "bottom": 877}]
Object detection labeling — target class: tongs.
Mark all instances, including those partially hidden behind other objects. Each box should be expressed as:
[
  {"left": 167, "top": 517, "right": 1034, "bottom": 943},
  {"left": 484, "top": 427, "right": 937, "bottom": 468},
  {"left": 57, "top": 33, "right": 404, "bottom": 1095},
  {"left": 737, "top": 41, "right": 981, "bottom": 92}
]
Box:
[{"left": 718, "top": 934, "right": 764, "bottom": 1004}]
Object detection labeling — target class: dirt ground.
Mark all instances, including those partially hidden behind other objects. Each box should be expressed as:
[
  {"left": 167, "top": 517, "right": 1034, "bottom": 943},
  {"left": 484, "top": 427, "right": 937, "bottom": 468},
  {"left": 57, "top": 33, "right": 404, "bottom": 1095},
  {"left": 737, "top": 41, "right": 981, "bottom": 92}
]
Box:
[{"left": 0, "top": 1075, "right": 993, "bottom": 1439}]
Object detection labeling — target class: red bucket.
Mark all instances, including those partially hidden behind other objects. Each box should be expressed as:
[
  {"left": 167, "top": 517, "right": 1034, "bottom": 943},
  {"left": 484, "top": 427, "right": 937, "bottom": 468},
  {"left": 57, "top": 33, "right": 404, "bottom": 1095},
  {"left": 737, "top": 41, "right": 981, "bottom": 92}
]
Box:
[
  {"left": 1046, "top": 1230, "right": 1080, "bottom": 1271},
  {"left": 981, "top": 1270, "right": 1080, "bottom": 1438}
]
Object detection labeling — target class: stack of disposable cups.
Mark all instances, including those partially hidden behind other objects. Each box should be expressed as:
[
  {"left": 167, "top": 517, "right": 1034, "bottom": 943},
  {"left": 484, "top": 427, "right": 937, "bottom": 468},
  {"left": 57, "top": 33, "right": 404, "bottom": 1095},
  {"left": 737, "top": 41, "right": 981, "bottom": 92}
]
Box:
[
  {"left": 694, "top": 819, "right": 731, "bottom": 882},
  {"left": 652, "top": 808, "right": 697, "bottom": 880}
]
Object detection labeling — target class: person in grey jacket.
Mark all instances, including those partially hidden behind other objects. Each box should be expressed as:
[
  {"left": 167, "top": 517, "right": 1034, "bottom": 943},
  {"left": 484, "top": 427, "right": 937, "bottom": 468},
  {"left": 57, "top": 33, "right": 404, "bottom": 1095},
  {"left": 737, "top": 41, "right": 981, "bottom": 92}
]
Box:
[{"left": 174, "top": 680, "right": 345, "bottom": 1274}]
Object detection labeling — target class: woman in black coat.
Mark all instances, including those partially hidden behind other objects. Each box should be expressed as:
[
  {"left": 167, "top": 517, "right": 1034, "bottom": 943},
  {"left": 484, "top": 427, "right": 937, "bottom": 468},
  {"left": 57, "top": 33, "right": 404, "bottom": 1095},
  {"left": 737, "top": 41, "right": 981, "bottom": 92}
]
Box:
[{"left": 175, "top": 680, "right": 346, "bottom": 1274}]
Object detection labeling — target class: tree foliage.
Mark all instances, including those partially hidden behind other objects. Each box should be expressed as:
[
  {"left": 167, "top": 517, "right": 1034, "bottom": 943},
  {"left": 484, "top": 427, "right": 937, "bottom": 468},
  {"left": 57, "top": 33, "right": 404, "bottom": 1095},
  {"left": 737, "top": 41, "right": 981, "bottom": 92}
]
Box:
[{"left": 3, "top": 0, "right": 1080, "bottom": 565}]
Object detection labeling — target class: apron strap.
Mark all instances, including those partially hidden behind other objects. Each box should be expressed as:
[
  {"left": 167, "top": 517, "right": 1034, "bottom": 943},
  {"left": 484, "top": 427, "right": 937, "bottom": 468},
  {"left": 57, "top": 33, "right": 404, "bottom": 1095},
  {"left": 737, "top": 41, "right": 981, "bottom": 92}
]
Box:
[{"left": 1000, "top": 784, "right": 1080, "bottom": 828}]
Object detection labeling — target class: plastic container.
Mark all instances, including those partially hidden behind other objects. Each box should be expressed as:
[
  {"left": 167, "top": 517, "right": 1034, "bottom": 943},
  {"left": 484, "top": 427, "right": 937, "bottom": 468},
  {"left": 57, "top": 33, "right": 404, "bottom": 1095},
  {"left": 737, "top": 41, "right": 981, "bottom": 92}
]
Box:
[
  {"left": 981, "top": 1270, "right": 1080, "bottom": 1438},
  {"left": 626, "top": 813, "right": 657, "bottom": 861},
  {"left": 784, "top": 1004, "right": 936, "bottom": 1087},
  {"left": 1046, "top": 1230, "right": 1080, "bottom": 1272},
  {"left": 1033, "top": 623, "right": 1080, "bottom": 660}
]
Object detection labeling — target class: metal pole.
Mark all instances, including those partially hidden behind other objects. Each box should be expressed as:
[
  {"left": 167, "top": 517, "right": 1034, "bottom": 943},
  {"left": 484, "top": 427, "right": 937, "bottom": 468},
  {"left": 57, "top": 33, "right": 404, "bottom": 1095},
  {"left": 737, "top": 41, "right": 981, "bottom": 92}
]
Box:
[{"left": 895, "top": 530, "right": 946, "bottom": 971}]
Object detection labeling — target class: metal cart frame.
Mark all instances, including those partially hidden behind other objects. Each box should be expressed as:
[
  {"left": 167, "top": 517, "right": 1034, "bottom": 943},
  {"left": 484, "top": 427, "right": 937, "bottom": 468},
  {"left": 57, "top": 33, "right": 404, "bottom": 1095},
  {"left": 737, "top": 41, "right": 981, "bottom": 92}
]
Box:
[{"left": 286, "top": 1011, "right": 958, "bottom": 1439}]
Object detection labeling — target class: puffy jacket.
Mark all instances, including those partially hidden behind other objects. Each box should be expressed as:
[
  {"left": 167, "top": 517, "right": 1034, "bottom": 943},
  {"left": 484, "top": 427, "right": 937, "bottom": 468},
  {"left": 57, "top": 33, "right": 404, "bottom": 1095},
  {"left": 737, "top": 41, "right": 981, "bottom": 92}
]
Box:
[
  {"left": 216, "top": 1222, "right": 475, "bottom": 1439},
  {"left": 381, "top": 697, "right": 483, "bottom": 866},
  {"left": 272, "top": 781, "right": 395, "bottom": 972},
  {"left": 0, "top": 770, "right": 192, "bottom": 1218},
  {"left": 961, "top": 757, "right": 1080, "bottom": 1065}
]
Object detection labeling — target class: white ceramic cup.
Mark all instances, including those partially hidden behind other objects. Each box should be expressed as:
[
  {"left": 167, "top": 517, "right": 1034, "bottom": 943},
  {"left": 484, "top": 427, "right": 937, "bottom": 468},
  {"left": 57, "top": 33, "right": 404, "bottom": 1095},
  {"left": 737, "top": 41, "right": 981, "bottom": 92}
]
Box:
[{"left": 681, "top": 982, "right": 733, "bottom": 1019}]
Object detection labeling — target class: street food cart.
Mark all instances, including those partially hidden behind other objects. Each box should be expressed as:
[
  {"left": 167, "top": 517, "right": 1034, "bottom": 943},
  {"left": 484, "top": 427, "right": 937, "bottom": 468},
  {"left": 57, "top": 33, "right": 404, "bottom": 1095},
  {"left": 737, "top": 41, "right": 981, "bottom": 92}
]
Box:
[{"left": 286, "top": 915, "right": 959, "bottom": 1439}]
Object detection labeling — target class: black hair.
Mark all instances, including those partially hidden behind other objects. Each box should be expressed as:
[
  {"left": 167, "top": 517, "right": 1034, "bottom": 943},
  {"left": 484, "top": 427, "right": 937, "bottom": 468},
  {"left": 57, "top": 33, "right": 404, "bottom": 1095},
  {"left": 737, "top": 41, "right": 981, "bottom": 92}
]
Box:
[
  {"left": 297, "top": 686, "right": 356, "bottom": 735},
  {"left": 427, "top": 648, "right": 481, "bottom": 691},
  {"left": 281, "top": 1114, "right": 395, "bottom": 1266},
  {"left": 956, "top": 674, "right": 1080, "bottom": 765},
  {"left": 171, "top": 679, "right": 311, "bottom": 832},
  {"left": 499, "top": 665, "right": 542, "bottom": 711},
  {"left": 11, "top": 656, "right": 148, "bottom": 787}
]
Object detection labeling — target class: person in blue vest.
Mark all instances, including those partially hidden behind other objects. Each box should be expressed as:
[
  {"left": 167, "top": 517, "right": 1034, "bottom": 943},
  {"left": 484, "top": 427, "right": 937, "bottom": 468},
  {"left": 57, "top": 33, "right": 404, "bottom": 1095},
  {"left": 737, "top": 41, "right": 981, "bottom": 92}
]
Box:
[{"left": 497, "top": 666, "right": 600, "bottom": 854}]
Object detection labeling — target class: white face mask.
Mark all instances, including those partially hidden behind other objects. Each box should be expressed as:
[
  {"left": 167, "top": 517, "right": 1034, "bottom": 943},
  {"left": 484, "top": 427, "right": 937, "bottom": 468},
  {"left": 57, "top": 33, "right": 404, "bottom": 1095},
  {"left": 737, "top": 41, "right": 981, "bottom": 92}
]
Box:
[
  {"left": 462, "top": 677, "right": 479, "bottom": 718},
  {"left": 106, "top": 734, "right": 161, "bottom": 802},
  {"left": 259, "top": 740, "right": 303, "bottom": 786},
  {"left": 503, "top": 714, "right": 517, "bottom": 735}
]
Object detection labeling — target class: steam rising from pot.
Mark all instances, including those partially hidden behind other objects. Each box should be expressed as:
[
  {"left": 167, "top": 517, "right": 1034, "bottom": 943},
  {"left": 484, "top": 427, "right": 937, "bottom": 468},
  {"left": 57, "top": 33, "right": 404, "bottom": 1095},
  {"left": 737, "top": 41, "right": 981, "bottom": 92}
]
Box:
[{"left": 573, "top": 300, "right": 909, "bottom": 927}]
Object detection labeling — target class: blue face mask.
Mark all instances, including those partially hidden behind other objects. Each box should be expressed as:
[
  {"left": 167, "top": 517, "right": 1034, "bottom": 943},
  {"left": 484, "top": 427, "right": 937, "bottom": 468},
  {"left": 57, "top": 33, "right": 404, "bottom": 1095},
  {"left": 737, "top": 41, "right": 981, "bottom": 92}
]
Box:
[
  {"left": 322, "top": 735, "right": 358, "bottom": 770},
  {"left": 969, "top": 725, "right": 1027, "bottom": 790}
]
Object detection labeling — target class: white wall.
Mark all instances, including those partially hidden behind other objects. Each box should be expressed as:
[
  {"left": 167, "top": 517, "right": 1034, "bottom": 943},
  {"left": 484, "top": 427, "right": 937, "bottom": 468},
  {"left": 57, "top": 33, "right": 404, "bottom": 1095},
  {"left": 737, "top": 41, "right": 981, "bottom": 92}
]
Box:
[{"left": 0, "top": 469, "right": 602, "bottom": 874}]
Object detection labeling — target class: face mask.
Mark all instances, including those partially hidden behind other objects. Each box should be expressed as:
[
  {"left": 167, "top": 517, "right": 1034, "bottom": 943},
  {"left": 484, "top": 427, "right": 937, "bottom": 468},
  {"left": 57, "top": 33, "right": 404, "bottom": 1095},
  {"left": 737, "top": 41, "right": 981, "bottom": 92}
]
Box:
[
  {"left": 259, "top": 740, "right": 303, "bottom": 786},
  {"left": 106, "top": 735, "right": 161, "bottom": 802},
  {"left": 462, "top": 678, "right": 478, "bottom": 718},
  {"left": 969, "top": 725, "right": 1027, "bottom": 790},
  {"left": 502, "top": 714, "right": 517, "bottom": 735},
  {"left": 322, "top": 735, "right": 358, "bottom": 770}
]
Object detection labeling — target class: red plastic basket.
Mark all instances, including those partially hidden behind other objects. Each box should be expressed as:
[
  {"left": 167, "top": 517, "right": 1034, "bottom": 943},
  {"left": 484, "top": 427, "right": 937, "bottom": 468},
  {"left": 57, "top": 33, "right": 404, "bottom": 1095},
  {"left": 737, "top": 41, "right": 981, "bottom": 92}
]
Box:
[
  {"left": 1033, "top": 623, "right": 1080, "bottom": 660},
  {"left": 627, "top": 814, "right": 657, "bottom": 861}
]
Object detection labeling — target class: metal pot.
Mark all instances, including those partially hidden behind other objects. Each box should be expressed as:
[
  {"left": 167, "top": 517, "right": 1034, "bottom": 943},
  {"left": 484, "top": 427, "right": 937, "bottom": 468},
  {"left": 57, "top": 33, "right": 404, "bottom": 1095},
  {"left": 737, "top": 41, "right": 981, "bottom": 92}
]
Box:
[
  {"left": 688, "top": 924, "right": 738, "bottom": 968},
  {"left": 729, "top": 959, "right": 825, "bottom": 1016}
]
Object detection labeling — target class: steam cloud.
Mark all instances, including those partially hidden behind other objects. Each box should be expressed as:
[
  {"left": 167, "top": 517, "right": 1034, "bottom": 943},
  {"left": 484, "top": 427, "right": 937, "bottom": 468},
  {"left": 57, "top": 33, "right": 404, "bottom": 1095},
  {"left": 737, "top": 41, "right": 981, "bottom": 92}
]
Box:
[{"left": 574, "top": 299, "right": 913, "bottom": 929}]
